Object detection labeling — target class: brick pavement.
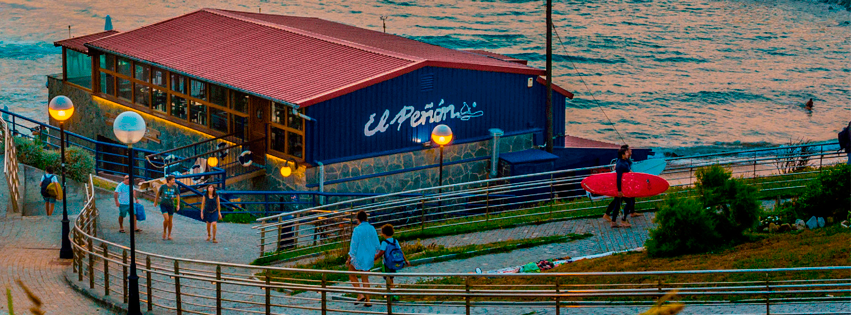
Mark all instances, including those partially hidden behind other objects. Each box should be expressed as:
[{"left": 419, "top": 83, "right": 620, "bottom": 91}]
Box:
[{"left": 0, "top": 212, "right": 118, "bottom": 315}]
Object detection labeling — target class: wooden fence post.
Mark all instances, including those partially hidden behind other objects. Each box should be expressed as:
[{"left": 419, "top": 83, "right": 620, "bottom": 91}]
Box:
[
  {"left": 102, "top": 243, "right": 109, "bottom": 296},
  {"left": 174, "top": 261, "right": 182, "bottom": 315}
]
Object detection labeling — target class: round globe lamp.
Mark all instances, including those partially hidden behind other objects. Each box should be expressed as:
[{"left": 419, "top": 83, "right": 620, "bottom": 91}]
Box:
[
  {"left": 280, "top": 165, "right": 292, "bottom": 177},
  {"left": 48, "top": 95, "right": 75, "bottom": 122},
  {"left": 431, "top": 124, "right": 453, "bottom": 146},
  {"left": 112, "top": 111, "right": 146, "bottom": 315},
  {"left": 48, "top": 95, "right": 74, "bottom": 260},
  {"left": 207, "top": 156, "right": 219, "bottom": 168}
]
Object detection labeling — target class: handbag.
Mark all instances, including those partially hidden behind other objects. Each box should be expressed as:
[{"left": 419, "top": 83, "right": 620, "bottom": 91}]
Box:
[{"left": 134, "top": 203, "right": 146, "bottom": 221}]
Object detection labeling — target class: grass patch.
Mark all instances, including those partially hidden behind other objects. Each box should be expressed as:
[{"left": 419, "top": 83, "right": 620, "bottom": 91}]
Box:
[
  {"left": 260, "top": 234, "right": 592, "bottom": 294},
  {"left": 409, "top": 224, "right": 849, "bottom": 302}
]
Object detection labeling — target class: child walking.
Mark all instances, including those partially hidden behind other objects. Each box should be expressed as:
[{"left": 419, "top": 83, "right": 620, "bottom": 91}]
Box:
[
  {"left": 374, "top": 224, "right": 411, "bottom": 301},
  {"left": 200, "top": 185, "right": 222, "bottom": 243}
]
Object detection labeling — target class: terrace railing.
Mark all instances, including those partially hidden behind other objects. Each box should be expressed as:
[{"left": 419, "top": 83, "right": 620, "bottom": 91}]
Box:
[
  {"left": 253, "top": 140, "right": 845, "bottom": 259},
  {"left": 1, "top": 114, "right": 22, "bottom": 214},
  {"left": 71, "top": 174, "right": 851, "bottom": 315}
]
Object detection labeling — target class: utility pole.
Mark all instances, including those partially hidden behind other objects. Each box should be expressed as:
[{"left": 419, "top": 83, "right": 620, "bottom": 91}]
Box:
[
  {"left": 545, "top": 0, "right": 554, "bottom": 153},
  {"left": 380, "top": 16, "right": 388, "bottom": 33}
]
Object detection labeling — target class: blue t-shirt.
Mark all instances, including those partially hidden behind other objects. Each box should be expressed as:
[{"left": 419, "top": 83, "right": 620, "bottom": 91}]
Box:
[
  {"left": 115, "top": 182, "right": 130, "bottom": 205},
  {"left": 379, "top": 238, "right": 397, "bottom": 252}
]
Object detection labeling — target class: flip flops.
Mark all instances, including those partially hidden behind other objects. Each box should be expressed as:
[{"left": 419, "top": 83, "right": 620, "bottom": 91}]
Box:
[{"left": 119, "top": 230, "right": 126, "bottom": 233}]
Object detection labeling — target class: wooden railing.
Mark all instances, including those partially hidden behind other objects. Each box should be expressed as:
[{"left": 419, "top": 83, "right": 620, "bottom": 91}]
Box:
[{"left": 1, "top": 115, "right": 21, "bottom": 214}]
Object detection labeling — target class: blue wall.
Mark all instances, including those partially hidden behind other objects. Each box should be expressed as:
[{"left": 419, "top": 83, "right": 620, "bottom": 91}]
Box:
[{"left": 305, "top": 66, "right": 568, "bottom": 164}]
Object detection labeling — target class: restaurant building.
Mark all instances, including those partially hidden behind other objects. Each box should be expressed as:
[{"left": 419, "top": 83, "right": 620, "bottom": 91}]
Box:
[{"left": 50, "top": 8, "right": 575, "bottom": 194}]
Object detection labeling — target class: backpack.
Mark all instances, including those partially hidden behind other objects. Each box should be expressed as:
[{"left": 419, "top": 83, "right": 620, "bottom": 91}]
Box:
[
  {"left": 382, "top": 239, "right": 406, "bottom": 271},
  {"left": 839, "top": 126, "right": 850, "bottom": 153},
  {"left": 40, "top": 175, "right": 55, "bottom": 198}
]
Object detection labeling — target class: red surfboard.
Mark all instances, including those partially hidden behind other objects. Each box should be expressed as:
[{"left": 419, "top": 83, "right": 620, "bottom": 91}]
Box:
[{"left": 580, "top": 172, "right": 669, "bottom": 198}]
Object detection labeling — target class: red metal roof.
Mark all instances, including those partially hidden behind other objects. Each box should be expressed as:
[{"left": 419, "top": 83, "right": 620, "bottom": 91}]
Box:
[
  {"left": 536, "top": 77, "right": 574, "bottom": 99},
  {"left": 464, "top": 50, "right": 528, "bottom": 65},
  {"left": 54, "top": 30, "right": 119, "bottom": 54},
  {"left": 85, "top": 9, "right": 562, "bottom": 107}
]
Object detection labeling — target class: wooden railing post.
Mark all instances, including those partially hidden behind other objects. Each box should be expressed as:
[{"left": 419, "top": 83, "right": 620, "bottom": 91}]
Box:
[
  {"left": 276, "top": 217, "right": 282, "bottom": 252},
  {"left": 555, "top": 281, "right": 560, "bottom": 315},
  {"left": 265, "top": 269, "right": 271, "bottom": 315},
  {"left": 102, "top": 243, "right": 109, "bottom": 296},
  {"left": 260, "top": 221, "right": 266, "bottom": 256},
  {"left": 420, "top": 196, "right": 426, "bottom": 231},
  {"left": 88, "top": 241, "right": 94, "bottom": 289},
  {"left": 385, "top": 275, "right": 393, "bottom": 314},
  {"left": 465, "top": 277, "right": 471, "bottom": 315},
  {"left": 146, "top": 256, "right": 152, "bottom": 311},
  {"left": 78, "top": 239, "right": 84, "bottom": 282},
  {"left": 321, "top": 274, "right": 327, "bottom": 315},
  {"left": 123, "top": 250, "right": 128, "bottom": 303},
  {"left": 765, "top": 272, "right": 771, "bottom": 315},
  {"left": 216, "top": 265, "right": 222, "bottom": 315},
  {"left": 174, "top": 261, "right": 182, "bottom": 315}
]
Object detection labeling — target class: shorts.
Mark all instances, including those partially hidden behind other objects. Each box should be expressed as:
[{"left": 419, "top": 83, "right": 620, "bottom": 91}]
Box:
[
  {"left": 203, "top": 211, "right": 218, "bottom": 223},
  {"left": 43, "top": 197, "right": 56, "bottom": 204},
  {"left": 119, "top": 204, "right": 130, "bottom": 217},
  {"left": 160, "top": 204, "right": 174, "bottom": 216},
  {"left": 382, "top": 265, "right": 397, "bottom": 280}
]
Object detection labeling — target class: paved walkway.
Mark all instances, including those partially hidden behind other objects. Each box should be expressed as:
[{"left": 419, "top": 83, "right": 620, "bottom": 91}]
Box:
[{"left": 0, "top": 211, "right": 118, "bottom": 315}]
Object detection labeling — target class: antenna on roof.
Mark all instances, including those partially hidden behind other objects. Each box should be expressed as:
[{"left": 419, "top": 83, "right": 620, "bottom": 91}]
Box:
[
  {"left": 380, "top": 15, "right": 388, "bottom": 33},
  {"left": 68, "top": 25, "right": 71, "bottom": 38},
  {"left": 259, "top": 7, "right": 261, "bottom": 13}
]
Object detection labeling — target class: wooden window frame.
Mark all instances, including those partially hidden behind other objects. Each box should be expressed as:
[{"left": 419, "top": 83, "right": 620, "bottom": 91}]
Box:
[{"left": 267, "top": 105, "right": 306, "bottom": 161}]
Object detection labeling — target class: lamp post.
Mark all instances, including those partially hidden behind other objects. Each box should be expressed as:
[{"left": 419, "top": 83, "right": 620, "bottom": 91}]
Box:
[
  {"left": 430, "top": 124, "right": 453, "bottom": 187},
  {"left": 48, "top": 96, "right": 74, "bottom": 259},
  {"left": 113, "top": 111, "right": 146, "bottom": 315}
]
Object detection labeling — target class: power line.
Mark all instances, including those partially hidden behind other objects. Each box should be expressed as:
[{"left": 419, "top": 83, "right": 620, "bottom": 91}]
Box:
[{"left": 550, "top": 22, "right": 628, "bottom": 146}]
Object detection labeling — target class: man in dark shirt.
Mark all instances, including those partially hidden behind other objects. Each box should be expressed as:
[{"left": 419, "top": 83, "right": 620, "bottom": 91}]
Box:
[{"left": 602, "top": 145, "right": 639, "bottom": 228}]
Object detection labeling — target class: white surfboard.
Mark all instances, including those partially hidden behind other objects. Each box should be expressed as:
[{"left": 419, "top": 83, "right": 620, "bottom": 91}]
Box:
[{"left": 631, "top": 159, "right": 667, "bottom": 175}]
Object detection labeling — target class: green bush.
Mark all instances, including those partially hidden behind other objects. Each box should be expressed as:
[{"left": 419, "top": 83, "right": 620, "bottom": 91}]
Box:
[
  {"left": 221, "top": 212, "right": 259, "bottom": 224},
  {"left": 794, "top": 164, "right": 850, "bottom": 221},
  {"left": 13, "top": 136, "right": 95, "bottom": 182},
  {"left": 646, "top": 196, "right": 721, "bottom": 257},
  {"left": 647, "top": 165, "right": 761, "bottom": 257}
]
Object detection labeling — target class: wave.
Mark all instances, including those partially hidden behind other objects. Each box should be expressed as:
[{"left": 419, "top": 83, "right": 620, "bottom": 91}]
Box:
[
  {"left": 653, "top": 56, "right": 708, "bottom": 63},
  {"left": 0, "top": 41, "right": 59, "bottom": 60}
]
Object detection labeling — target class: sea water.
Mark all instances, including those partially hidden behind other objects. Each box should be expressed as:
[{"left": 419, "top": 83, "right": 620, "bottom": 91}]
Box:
[{"left": 0, "top": 0, "right": 848, "bottom": 155}]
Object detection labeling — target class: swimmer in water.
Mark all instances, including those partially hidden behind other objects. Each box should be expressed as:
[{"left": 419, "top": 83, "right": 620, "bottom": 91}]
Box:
[{"left": 805, "top": 98, "right": 813, "bottom": 111}]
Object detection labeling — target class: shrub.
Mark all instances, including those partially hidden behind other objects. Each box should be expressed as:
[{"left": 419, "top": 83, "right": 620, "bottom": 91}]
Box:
[
  {"left": 794, "top": 164, "right": 850, "bottom": 221},
  {"left": 13, "top": 136, "right": 95, "bottom": 182},
  {"left": 646, "top": 196, "right": 721, "bottom": 257},
  {"left": 710, "top": 179, "right": 760, "bottom": 239},
  {"left": 221, "top": 212, "right": 258, "bottom": 224}
]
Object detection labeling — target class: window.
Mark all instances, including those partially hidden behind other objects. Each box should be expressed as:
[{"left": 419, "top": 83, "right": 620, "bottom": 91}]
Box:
[
  {"left": 100, "top": 73, "right": 115, "bottom": 95},
  {"left": 272, "top": 103, "right": 288, "bottom": 124},
  {"left": 288, "top": 132, "right": 304, "bottom": 158},
  {"left": 134, "top": 84, "right": 150, "bottom": 107},
  {"left": 100, "top": 54, "right": 115, "bottom": 71},
  {"left": 210, "top": 108, "right": 229, "bottom": 133},
  {"left": 170, "top": 73, "right": 186, "bottom": 94},
  {"left": 171, "top": 96, "right": 187, "bottom": 120},
  {"left": 190, "top": 79, "right": 206, "bottom": 101},
  {"left": 230, "top": 90, "right": 248, "bottom": 113},
  {"left": 117, "top": 78, "right": 132, "bottom": 101},
  {"left": 117, "top": 57, "right": 132, "bottom": 77},
  {"left": 232, "top": 115, "right": 248, "bottom": 140},
  {"left": 190, "top": 101, "right": 207, "bottom": 126},
  {"left": 270, "top": 127, "right": 287, "bottom": 156},
  {"left": 152, "top": 88, "right": 167, "bottom": 113},
  {"left": 289, "top": 109, "right": 304, "bottom": 131},
  {"left": 134, "top": 64, "right": 150, "bottom": 82},
  {"left": 152, "top": 68, "right": 166, "bottom": 88},
  {"left": 209, "top": 84, "right": 227, "bottom": 107},
  {"left": 64, "top": 49, "right": 92, "bottom": 89}
]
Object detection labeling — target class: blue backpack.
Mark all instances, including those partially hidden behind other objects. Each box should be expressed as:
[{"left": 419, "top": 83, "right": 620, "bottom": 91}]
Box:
[{"left": 382, "top": 239, "right": 406, "bottom": 271}]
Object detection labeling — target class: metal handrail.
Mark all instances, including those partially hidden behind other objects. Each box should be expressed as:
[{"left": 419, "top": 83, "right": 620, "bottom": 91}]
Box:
[{"left": 252, "top": 141, "right": 844, "bottom": 257}]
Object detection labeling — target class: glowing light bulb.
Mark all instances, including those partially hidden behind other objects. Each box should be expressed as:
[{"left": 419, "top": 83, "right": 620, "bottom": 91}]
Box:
[{"left": 280, "top": 166, "right": 292, "bottom": 177}]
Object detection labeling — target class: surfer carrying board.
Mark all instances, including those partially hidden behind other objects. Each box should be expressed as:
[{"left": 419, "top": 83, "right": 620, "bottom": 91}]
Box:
[{"left": 603, "top": 145, "right": 640, "bottom": 228}]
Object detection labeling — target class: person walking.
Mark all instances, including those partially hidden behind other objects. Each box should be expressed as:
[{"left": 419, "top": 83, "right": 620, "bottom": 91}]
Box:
[
  {"left": 200, "top": 185, "right": 222, "bottom": 243},
  {"left": 154, "top": 175, "right": 180, "bottom": 240},
  {"left": 602, "top": 145, "right": 637, "bottom": 228},
  {"left": 114, "top": 175, "right": 139, "bottom": 233},
  {"left": 839, "top": 121, "right": 851, "bottom": 165},
  {"left": 40, "top": 166, "right": 59, "bottom": 216},
  {"left": 346, "top": 210, "right": 380, "bottom": 307},
  {"left": 374, "top": 224, "right": 411, "bottom": 302}
]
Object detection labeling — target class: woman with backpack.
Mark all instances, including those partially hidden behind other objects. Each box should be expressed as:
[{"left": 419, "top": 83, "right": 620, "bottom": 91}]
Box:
[
  {"left": 374, "top": 224, "right": 411, "bottom": 301},
  {"left": 40, "top": 166, "right": 59, "bottom": 216}
]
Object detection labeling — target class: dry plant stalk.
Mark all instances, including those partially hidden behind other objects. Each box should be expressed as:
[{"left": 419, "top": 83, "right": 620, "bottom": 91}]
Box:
[
  {"left": 639, "top": 289, "right": 685, "bottom": 315},
  {"left": 15, "top": 279, "right": 44, "bottom": 315}
]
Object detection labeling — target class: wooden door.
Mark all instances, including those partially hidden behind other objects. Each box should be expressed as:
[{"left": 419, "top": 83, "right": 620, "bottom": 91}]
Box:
[{"left": 248, "top": 96, "right": 270, "bottom": 165}]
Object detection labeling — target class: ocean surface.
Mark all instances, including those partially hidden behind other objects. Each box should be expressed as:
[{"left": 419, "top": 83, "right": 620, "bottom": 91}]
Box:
[{"left": 0, "top": 0, "right": 849, "bottom": 155}]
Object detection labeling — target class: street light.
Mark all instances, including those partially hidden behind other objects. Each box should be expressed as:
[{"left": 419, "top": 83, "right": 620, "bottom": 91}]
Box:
[
  {"left": 48, "top": 96, "right": 74, "bottom": 259},
  {"left": 431, "top": 124, "right": 453, "bottom": 187},
  {"left": 113, "top": 111, "right": 146, "bottom": 315}
]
